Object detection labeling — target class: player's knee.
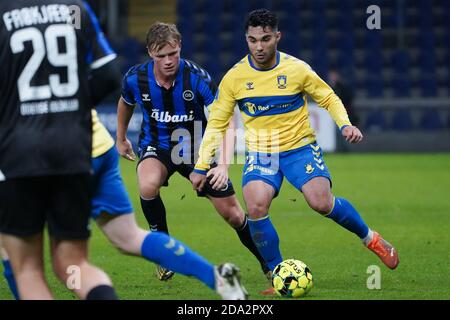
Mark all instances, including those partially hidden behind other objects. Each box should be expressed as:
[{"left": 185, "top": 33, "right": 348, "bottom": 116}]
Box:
[
  {"left": 308, "top": 197, "right": 333, "bottom": 215},
  {"left": 247, "top": 202, "right": 270, "bottom": 219},
  {"left": 139, "top": 183, "right": 160, "bottom": 200}
]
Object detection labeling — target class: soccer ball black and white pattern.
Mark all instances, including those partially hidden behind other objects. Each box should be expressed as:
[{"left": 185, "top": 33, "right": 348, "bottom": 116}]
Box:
[{"left": 272, "top": 259, "right": 313, "bottom": 298}]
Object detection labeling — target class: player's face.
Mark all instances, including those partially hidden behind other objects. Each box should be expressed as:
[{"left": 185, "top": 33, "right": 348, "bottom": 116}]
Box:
[
  {"left": 246, "top": 26, "right": 281, "bottom": 68},
  {"left": 149, "top": 42, "right": 181, "bottom": 79}
]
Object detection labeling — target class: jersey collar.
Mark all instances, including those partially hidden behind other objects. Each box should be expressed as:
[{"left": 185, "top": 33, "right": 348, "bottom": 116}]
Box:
[
  {"left": 150, "top": 59, "right": 185, "bottom": 87},
  {"left": 248, "top": 51, "right": 280, "bottom": 71}
]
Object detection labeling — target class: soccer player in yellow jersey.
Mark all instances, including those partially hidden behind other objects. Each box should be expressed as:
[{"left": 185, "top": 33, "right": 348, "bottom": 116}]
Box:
[{"left": 191, "top": 9, "right": 399, "bottom": 292}]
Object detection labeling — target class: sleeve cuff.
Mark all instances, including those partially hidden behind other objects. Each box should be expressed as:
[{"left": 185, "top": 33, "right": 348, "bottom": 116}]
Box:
[
  {"left": 193, "top": 169, "right": 207, "bottom": 175},
  {"left": 121, "top": 96, "right": 135, "bottom": 106},
  {"left": 340, "top": 125, "right": 349, "bottom": 132}
]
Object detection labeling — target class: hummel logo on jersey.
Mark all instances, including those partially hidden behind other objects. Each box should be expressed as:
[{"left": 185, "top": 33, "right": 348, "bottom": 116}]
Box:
[
  {"left": 246, "top": 82, "right": 254, "bottom": 90},
  {"left": 151, "top": 109, "right": 195, "bottom": 123},
  {"left": 142, "top": 94, "right": 151, "bottom": 101}
]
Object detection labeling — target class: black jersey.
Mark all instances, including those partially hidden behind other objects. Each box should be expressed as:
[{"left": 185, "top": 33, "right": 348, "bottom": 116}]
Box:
[{"left": 0, "top": 0, "right": 116, "bottom": 180}]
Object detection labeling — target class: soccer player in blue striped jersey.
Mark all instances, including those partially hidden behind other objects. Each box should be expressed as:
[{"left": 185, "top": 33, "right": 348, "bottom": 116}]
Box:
[
  {"left": 191, "top": 9, "right": 399, "bottom": 294},
  {"left": 116, "top": 22, "right": 268, "bottom": 281}
]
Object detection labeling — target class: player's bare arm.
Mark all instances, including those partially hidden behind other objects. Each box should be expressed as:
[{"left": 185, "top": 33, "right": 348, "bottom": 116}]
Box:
[
  {"left": 116, "top": 97, "right": 136, "bottom": 161},
  {"left": 342, "top": 125, "right": 363, "bottom": 144},
  {"left": 207, "top": 114, "right": 237, "bottom": 190}
]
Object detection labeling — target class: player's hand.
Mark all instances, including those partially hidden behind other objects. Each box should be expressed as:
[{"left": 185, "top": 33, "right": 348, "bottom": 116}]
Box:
[
  {"left": 207, "top": 164, "right": 229, "bottom": 191},
  {"left": 116, "top": 138, "right": 136, "bottom": 161},
  {"left": 190, "top": 172, "right": 207, "bottom": 192},
  {"left": 342, "top": 126, "right": 363, "bottom": 144}
]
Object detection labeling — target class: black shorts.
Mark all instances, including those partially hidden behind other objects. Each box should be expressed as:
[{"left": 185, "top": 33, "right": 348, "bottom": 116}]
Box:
[
  {"left": 0, "top": 174, "right": 91, "bottom": 239},
  {"left": 138, "top": 145, "right": 235, "bottom": 198}
]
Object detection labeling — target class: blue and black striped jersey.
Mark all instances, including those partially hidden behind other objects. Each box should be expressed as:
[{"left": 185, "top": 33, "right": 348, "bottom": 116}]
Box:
[{"left": 121, "top": 59, "right": 217, "bottom": 153}]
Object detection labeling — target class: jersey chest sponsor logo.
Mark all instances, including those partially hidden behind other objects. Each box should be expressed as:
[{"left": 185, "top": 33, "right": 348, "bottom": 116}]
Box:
[{"left": 150, "top": 109, "right": 195, "bottom": 123}]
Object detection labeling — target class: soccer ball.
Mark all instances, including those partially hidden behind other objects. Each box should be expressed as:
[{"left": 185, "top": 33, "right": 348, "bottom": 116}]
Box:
[{"left": 271, "top": 259, "right": 313, "bottom": 298}]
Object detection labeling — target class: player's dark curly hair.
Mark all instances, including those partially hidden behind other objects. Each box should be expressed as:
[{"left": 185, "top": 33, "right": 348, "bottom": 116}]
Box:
[{"left": 245, "top": 9, "right": 278, "bottom": 32}]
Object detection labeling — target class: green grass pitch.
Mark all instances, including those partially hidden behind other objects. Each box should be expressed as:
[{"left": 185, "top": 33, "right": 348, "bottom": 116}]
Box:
[{"left": 1, "top": 153, "right": 449, "bottom": 300}]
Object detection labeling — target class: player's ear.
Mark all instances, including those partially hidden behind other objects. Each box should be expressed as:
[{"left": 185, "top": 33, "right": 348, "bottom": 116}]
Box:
[
  {"left": 276, "top": 31, "right": 281, "bottom": 43},
  {"left": 147, "top": 46, "right": 153, "bottom": 58}
]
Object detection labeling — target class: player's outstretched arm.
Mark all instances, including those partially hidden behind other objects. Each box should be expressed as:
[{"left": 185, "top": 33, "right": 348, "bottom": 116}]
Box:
[
  {"left": 341, "top": 125, "right": 363, "bottom": 143},
  {"left": 116, "top": 97, "right": 136, "bottom": 161}
]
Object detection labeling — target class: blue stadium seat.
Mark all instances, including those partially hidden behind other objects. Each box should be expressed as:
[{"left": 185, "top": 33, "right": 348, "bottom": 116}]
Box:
[
  {"left": 365, "top": 109, "right": 387, "bottom": 132},
  {"left": 118, "top": 37, "right": 143, "bottom": 71},
  {"left": 420, "top": 74, "right": 438, "bottom": 97},
  {"left": 419, "top": 31, "right": 435, "bottom": 51},
  {"left": 391, "top": 51, "right": 410, "bottom": 74},
  {"left": 280, "top": 32, "right": 300, "bottom": 57},
  {"left": 420, "top": 110, "right": 443, "bottom": 131},
  {"left": 418, "top": 49, "right": 437, "bottom": 73},
  {"left": 334, "top": 51, "right": 355, "bottom": 70},
  {"left": 365, "top": 76, "right": 384, "bottom": 97},
  {"left": 447, "top": 112, "right": 450, "bottom": 129},
  {"left": 365, "top": 30, "right": 382, "bottom": 51},
  {"left": 365, "top": 51, "right": 383, "bottom": 74},
  {"left": 392, "top": 109, "right": 413, "bottom": 131},
  {"left": 391, "top": 73, "right": 411, "bottom": 97},
  {"left": 336, "top": 33, "right": 354, "bottom": 53},
  {"left": 176, "top": 0, "right": 194, "bottom": 20},
  {"left": 279, "top": 13, "right": 301, "bottom": 32},
  {"left": 273, "top": 0, "right": 300, "bottom": 13}
]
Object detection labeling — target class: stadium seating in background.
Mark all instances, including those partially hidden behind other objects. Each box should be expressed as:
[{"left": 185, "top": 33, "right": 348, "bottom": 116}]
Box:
[
  {"left": 392, "top": 109, "right": 413, "bottom": 131},
  {"left": 365, "top": 109, "right": 387, "bottom": 132},
  {"left": 420, "top": 109, "right": 443, "bottom": 131},
  {"left": 172, "top": 0, "right": 450, "bottom": 132}
]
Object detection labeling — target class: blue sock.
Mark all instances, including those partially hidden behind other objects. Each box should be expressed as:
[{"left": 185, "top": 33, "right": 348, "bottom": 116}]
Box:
[
  {"left": 141, "top": 232, "right": 216, "bottom": 289},
  {"left": 2, "top": 259, "right": 19, "bottom": 300},
  {"left": 248, "top": 215, "right": 283, "bottom": 271},
  {"left": 326, "top": 197, "right": 369, "bottom": 239}
]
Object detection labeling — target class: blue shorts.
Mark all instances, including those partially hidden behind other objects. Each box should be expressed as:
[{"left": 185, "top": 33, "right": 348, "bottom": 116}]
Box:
[
  {"left": 242, "top": 142, "right": 332, "bottom": 197},
  {"left": 91, "top": 147, "right": 133, "bottom": 219}
]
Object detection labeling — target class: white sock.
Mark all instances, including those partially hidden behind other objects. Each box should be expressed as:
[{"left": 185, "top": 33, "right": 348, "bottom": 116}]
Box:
[{"left": 362, "top": 229, "right": 374, "bottom": 246}]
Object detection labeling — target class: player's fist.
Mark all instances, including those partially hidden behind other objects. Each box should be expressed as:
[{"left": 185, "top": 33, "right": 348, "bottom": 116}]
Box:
[
  {"left": 116, "top": 138, "right": 136, "bottom": 161},
  {"left": 342, "top": 126, "right": 363, "bottom": 144},
  {"left": 190, "top": 171, "right": 207, "bottom": 192}
]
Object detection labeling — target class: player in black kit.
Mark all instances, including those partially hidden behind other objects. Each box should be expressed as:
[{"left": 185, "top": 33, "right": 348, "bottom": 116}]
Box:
[{"left": 0, "top": 0, "right": 121, "bottom": 300}]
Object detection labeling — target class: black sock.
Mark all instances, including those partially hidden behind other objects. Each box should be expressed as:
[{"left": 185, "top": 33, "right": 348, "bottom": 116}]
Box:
[
  {"left": 140, "top": 195, "right": 169, "bottom": 234},
  {"left": 86, "top": 285, "right": 118, "bottom": 300},
  {"left": 235, "top": 215, "right": 270, "bottom": 274}
]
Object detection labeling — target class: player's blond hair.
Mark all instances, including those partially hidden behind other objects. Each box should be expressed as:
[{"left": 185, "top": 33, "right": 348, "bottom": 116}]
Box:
[{"left": 146, "top": 22, "right": 181, "bottom": 53}]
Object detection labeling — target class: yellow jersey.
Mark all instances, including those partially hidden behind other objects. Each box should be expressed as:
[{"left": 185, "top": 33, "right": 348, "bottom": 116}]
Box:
[
  {"left": 195, "top": 51, "right": 351, "bottom": 171},
  {"left": 92, "top": 109, "right": 114, "bottom": 158}
]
